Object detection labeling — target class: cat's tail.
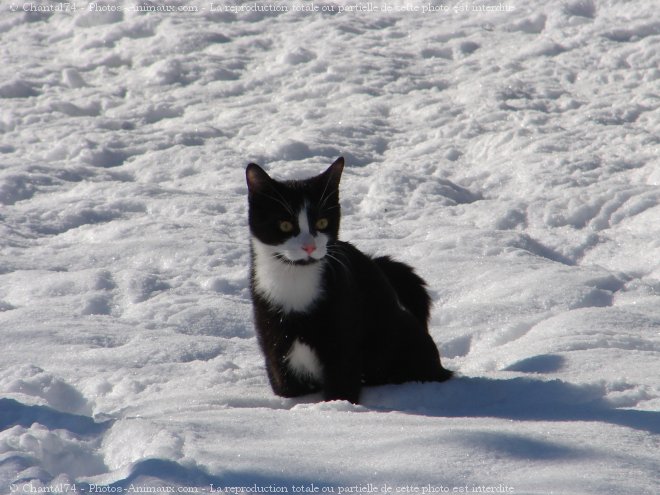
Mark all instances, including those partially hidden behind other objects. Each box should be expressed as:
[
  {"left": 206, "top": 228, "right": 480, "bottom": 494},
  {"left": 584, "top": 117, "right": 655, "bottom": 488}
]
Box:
[{"left": 373, "top": 256, "right": 432, "bottom": 325}]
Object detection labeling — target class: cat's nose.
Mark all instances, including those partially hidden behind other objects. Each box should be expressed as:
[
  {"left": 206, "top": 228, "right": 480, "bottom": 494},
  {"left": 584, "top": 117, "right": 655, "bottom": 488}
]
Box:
[{"left": 301, "top": 243, "right": 316, "bottom": 256}]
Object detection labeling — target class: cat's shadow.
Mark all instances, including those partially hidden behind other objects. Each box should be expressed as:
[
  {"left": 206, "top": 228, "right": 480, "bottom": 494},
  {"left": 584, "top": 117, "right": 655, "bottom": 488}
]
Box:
[{"left": 357, "top": 375, "right": 659, "bottom": 435}]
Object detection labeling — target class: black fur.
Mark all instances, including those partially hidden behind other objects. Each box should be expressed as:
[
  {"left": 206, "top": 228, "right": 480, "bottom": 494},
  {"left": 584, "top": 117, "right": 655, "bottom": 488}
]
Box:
[{"left": 247, "top": 157, "right": 452, "bottom": 403}]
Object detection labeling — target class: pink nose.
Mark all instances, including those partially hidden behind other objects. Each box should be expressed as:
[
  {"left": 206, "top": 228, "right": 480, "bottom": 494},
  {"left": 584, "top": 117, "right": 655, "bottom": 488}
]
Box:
[{"left": 302, "top": 243, "right": 316, "bottom": 255}]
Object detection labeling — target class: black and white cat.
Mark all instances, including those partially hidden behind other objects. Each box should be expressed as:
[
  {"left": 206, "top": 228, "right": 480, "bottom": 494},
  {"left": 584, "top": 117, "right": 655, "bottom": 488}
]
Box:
[{"left": 246, "top": 157, "right": 452, "bottom": 404}]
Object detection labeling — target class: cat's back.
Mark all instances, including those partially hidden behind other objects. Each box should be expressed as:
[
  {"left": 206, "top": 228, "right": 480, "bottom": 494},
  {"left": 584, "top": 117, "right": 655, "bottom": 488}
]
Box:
[
  {"left": 326, "top": 241, "right": 431, "bottom": 327},
  {"left": 325, "top": 241, "right": 397, "bottom": 298}
]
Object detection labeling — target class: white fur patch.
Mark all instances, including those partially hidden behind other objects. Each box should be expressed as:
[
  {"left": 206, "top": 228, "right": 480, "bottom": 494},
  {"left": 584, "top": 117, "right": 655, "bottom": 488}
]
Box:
[
  {"left": 298, "top": 208, "right": 310, "bottom": 234},
  {"left": 252, "top": 237, "right": 324, "bottom": 313},
  {"left": 286, "top": 339, "right": 323, "bottom": 382}
]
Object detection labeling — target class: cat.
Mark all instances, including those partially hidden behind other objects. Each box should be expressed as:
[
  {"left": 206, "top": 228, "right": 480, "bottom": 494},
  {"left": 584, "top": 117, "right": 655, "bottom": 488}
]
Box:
[{"left": 246, "top": 157, "right": 452, "bottom": 404}]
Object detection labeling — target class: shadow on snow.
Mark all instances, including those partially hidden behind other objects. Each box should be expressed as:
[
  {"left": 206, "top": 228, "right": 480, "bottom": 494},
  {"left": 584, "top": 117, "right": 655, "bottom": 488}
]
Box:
[
  {"left": 361, "top": 375, "right": 660, "bottom": 435},
  {"left": 0, "top": 398, "right": 112, "bottom": 436}
]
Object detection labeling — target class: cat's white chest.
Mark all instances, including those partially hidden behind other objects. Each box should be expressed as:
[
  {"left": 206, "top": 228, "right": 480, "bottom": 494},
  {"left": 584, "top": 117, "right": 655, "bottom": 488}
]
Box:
[
  {"left": 286, "top": 339, "right": 323, "bottom": 382},
  {"left": 251, "top": 238, "right": 324, "bottom": 313}
]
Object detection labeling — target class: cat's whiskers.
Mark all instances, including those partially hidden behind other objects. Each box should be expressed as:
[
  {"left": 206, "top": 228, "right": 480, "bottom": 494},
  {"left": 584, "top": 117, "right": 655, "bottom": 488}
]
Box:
[
  {"left": 259, "top": 191, "right": 294, "bottom": 216},
  {"left": 318, "top": 173, "right": 341, "bottom": 212},
  {"left": 326, "top": 247, "right": 351, "bottom": 273},
  {"left": 317, "top": 173, "right": 334, "bottom": 210},
  {"left": 270, "top": 186, "right": 296, "bottom": 215},
  {"left": 322, "top": 253, "right": 340, "bottom": 276},
  {"left": 318, "top": 191, "right": 335, "bottom": 211},
  {"left": 325, "top": 254, "right": 348, "bottom": 274}
]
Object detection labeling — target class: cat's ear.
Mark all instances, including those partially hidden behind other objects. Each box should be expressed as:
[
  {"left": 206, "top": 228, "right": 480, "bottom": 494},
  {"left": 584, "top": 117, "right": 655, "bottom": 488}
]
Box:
[
  {"left": 246, "top": 163, "right": 272, "bottom": 195},
  {"left": 322, "top": 156, "right": 344, "bottom": 190}
]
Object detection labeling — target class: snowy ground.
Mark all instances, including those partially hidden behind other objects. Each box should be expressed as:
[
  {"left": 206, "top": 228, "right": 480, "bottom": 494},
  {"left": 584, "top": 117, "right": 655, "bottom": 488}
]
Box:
[{"left": 1, "top": 0, "right": 659, "bottom": 493}]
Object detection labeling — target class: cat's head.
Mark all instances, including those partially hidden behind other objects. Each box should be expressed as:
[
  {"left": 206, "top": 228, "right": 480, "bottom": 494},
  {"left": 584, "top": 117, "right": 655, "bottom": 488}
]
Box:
[{"left": 246, "top": 157, "right": 344, "bottom": 265}]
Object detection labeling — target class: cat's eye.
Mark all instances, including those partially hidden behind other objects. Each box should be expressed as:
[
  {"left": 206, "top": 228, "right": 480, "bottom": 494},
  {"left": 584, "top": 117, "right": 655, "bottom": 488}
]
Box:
[
  {"left": 279, "top": 220, "right": 294, "bottom": 233},
  {"left": 315, "top": 218, "right": 329, "bottom": 230}
]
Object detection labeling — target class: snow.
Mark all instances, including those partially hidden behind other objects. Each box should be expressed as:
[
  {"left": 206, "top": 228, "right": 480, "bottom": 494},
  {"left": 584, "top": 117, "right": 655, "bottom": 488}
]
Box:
[{"left": 1, "top": 0, "right": 659, "bottom": 493}]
